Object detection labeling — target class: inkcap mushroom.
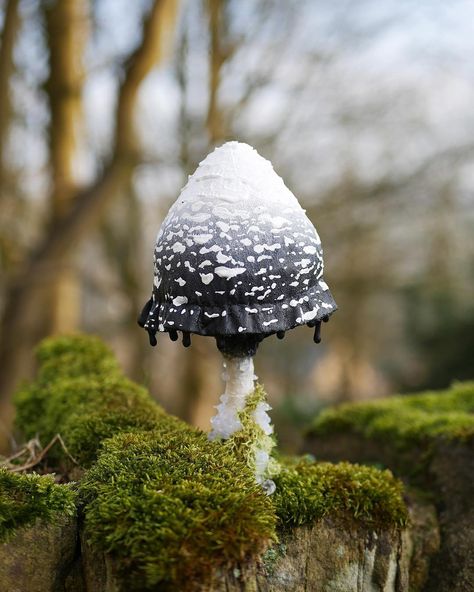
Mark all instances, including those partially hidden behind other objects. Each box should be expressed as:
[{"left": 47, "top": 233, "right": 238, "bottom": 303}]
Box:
[{"left": 139, "top": 141, "right": 337, "bottom": 488}]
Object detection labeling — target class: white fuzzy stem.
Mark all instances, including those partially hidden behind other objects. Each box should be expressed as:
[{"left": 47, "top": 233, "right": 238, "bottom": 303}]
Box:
[{"left": 208, "top": 355, "right": 255, "bottom": 440}]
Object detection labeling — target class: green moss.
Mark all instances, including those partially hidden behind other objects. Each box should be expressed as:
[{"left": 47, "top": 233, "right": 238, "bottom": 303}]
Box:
[
  {"left": 224, "top": 384, "right": 281, "bottom": 482},
  {"left": 80, "top": 426, "right": 276, "bottom": 591},
  {"left": 14, "top": 334, "right": 122, "bottom": 441},
  {"left": 14, "top": 383, "right": 48, "bottom": 441},
  {"left": 310, "top": 381, "right": 474, "bottom": 449},
  {"left": 11, "top": 334, "right": 410, "bottom": 591},
  {"left": 59, "top": 378, "right": 166, "bottom": 466},
  {"left": 0, "top": 469, "right": 76, "bottom": 542},
  {"left": 79, "top": 426, "right": 408, "bottom": 590},
  {"left": 273, "top": 456, "right": 408, "bottom": 529},
  {"left": 36, "top": 334, "right": 121, "bottom": 384},
  {"left": 16, "top": 376, "right": 165, "bottom": 467},
  {"left": 15, "top": 335, "right": 166, "bottom": 466}
]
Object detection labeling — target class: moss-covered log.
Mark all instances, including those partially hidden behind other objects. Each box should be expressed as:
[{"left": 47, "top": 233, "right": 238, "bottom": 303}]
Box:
[
  {"left": 0, "top": 335, "right": 436, "bottom": 591},
  {"left": 1, "top": 500, "right": 434, "bottom": 592},
  {"left": 305, "top": 382, "right": 474, "bottom": 592},
  {"left": 83, "top": 517, "right": 418, "bottom": 592}
]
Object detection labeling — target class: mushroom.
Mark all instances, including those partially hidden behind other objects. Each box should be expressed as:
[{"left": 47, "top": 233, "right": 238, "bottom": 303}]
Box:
[{"left": 139, "top": 141, "right": 337, "bottom": 487}]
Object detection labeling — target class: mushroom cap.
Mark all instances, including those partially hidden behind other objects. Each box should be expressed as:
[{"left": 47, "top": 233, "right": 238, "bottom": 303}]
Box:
[{"left": 141, "top": 141, "right": 337, "bottom": 338}]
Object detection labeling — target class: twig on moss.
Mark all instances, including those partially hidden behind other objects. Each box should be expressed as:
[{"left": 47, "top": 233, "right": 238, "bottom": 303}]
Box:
[
  {"left": 1, "top": 434, "right": 79, "bottom": 472},
  {"left": 0, "top": 436, "right": 41, "bottom": 467}
]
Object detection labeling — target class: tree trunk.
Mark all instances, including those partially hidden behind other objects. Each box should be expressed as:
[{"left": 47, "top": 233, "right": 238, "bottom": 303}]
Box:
[
  {"left": 43, "top": 0, "right": 88, "bottom": 335},
  {"left": 0, "top": 0, "right": 181, "bottom": 448},
  {"left": 0, "top": 0, "right": 20, "bottom": 197},
  {"left": 206, "top": 0, "right": 228, "bottom": 145}
]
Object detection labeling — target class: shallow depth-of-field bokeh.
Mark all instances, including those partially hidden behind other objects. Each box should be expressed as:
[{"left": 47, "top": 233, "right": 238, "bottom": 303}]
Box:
[{"left": 1, "top": 0, "right": 473, "bottom": 451}]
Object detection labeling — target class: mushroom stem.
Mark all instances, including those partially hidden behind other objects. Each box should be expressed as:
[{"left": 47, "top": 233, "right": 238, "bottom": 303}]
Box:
[
  {"left": 209, "top": 355, "right": 276, "bottom": 490},
  {"left": 208, "top": 355, "right": 255, "bottom": 441}
]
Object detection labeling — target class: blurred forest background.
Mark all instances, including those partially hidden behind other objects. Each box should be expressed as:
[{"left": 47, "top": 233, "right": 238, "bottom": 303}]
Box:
[{"left": 0, "top": 0, "right": 473, "bottom": 451}]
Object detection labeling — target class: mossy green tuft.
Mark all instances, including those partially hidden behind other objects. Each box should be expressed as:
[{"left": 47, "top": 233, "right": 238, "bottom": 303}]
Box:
[
  {"left": 14, "top": 334, "right": 121, "bottom": 445},
  {"left": 273, "top": 456, "right": 408, "bottom": 529},
  {"left": 0, "top": 469, "right": 76, "bottom": 542},
  {"left": 15, "top": 335, "right": 165, "bottom": 466},
  {"left": 309, "top": 381, "right": 474, "bottom": 449},
  {"left": 80, "top": 425, "right": 276, "bottom": 591},
  {"left": 36, "top": 333, "right": 121, "bottom": 384}
]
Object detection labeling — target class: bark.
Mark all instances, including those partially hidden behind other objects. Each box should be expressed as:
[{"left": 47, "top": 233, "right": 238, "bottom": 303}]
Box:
[
  {"left": 0, "top": 515, "right": 80, "bottom": 592},
  {"left": 0, "top": 0, "right": 20, "bottom": 196},
  {"left": 206, "top": 0, "right": 226, "bottom": 144},
  {"left": 0, "top": 0, "right": 181, "bottom": 430},
  {"left": 43, "top": 0, "right": 88, "bottom": 334},
  {"left": 87, "top": 519, "right": 413, "bottom": 591},
  {"left": 0, "top": 0, "right": 21, "bottom": 279},
  {"left": 206, "top": 0, "right": 234, "bottom": 145},
  {"left": 304, "top": 432, "right": 474, "bottom": 592},
  {"left": 0, "top": 504, "right": 438, "bottom": 591}
]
